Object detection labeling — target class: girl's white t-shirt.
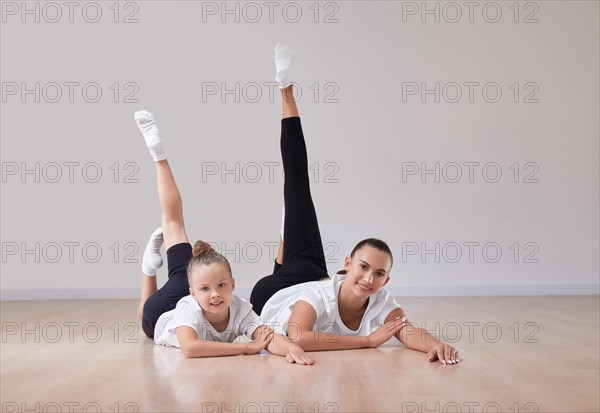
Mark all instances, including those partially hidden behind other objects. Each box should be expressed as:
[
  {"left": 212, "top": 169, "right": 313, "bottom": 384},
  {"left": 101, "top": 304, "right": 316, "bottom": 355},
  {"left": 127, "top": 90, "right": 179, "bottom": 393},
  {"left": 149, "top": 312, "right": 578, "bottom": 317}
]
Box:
[
  {"left": 154, "top": 295, "right": 263, "bottom": 347},
  {"left": 260, "top": 273, "right": 401, "bottom": 336}
]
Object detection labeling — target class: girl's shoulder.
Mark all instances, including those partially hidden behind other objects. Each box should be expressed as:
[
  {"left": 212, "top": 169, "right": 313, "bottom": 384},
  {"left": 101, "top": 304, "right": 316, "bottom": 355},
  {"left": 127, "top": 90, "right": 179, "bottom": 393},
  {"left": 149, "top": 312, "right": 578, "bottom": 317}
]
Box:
[
  {"left": 174, "top": 295, "right": 202, "bottom": 313},
  {"left": 230, "top": 294, "right": 259, "bottom": 320}
]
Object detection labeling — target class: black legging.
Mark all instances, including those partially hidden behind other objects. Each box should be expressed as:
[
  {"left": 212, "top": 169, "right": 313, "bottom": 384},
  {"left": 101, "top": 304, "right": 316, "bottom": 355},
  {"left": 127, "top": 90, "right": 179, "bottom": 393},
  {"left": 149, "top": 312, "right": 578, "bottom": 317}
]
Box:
[
  {"left": 249, "top": 117, "right": 328, "bottom": 315},
  {"left": 142, "top": 242, "right": 192, "bottom": 338}
]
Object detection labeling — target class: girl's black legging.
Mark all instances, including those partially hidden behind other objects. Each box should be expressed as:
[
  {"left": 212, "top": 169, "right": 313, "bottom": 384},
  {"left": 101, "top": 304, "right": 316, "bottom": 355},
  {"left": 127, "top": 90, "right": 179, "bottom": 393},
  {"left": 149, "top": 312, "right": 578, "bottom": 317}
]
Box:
[
  {"left": 249, "top": 117, "right": 329, "bottom": 315},
  {"left": 142, "top": 242, "right": 192, "bottom": 338}
]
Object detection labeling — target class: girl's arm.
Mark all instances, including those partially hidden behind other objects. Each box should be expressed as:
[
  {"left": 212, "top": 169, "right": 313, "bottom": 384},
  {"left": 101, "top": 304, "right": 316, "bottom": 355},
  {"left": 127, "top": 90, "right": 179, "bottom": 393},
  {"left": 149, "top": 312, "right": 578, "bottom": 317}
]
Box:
[
  {"left": 385, "top": 308, "right": 460, "bottom": 364},
  {"left": 252, "top": 325, "right": 315, "bottom": 365},
  {"left": 175, "top": 326, "right": 272, "bottom": 358},
  {"left": 287, "top": 301, "right": 405, "bottom": 352}
]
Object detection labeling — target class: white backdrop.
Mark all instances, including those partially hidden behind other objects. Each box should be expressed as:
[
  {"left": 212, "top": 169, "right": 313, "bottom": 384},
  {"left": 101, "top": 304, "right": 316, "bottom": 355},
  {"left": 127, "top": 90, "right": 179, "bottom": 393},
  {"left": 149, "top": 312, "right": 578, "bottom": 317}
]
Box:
[{"left": 1, "top": 0, "right": 598, "bottom": 299}]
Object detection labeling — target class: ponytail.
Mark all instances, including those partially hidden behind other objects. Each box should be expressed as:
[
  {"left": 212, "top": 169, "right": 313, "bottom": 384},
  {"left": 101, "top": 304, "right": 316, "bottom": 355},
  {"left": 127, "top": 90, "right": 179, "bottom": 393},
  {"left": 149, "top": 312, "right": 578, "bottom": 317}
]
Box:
[{"left": 187, "top": 241, "right": 232, "bottom": 284}]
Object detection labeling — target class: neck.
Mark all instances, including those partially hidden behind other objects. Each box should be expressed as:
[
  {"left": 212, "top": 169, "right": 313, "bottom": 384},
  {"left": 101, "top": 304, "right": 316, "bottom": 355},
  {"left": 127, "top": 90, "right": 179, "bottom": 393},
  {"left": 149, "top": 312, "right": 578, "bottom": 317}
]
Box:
[
  {"left": 338, "top": 281, "right": 369, "bottom": 317},
  {"left": 203, "top": 307, "right": 229, "bottom": 326}
]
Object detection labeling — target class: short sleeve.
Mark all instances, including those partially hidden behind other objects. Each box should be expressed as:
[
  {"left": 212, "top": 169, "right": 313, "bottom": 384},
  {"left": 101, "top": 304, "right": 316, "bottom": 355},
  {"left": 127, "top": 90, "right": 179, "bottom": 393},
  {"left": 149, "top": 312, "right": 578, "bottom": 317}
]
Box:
[
  {"left": 233, "top": 297, "right": 265, "bottom": 339},
  {"left": 378, "top": 295, "right": 402, "bottom": 326},
  {"left": 294, "top": 286, "right": 326, "bottom": 321},
  {"left": 239, "top": 310, "right": 264, "bottom": 338},
  {"left": 167, "top": 299, "right": 200, "bottom": 336}
]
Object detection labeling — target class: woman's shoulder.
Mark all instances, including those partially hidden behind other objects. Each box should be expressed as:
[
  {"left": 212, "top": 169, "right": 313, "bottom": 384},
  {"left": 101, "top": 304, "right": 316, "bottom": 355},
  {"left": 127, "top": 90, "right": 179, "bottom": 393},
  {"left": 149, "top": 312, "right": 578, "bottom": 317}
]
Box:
[{"left": 368, "top": 286, "right": 400, "bottom": 317}]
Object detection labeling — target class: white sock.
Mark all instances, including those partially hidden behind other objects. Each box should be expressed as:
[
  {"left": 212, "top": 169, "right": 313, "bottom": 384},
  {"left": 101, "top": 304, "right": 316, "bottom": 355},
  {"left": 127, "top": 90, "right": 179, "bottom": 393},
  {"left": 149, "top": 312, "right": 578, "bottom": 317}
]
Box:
[
  {"left": 280, "top": 205, "right": 285, "bottom": 241},
  {"left": 134, "top": 110, "right": 166, "bottom": 162},
  {"left": 142, "top": 227, "right": 164, "bottom": 276},
  {"left": 274, "top": 43, "right": 296, "bottom": 89}
]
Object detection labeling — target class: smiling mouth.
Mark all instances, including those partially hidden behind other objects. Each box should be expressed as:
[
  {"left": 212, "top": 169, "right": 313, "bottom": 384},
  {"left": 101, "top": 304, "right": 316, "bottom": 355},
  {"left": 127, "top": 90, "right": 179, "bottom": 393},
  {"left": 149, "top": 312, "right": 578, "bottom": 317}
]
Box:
[
  {"left": 356, "top": 282, "right": 372, "bottom": 292},
  {"left": 210, "top": 301, "right": 224, "bottom": 306}
]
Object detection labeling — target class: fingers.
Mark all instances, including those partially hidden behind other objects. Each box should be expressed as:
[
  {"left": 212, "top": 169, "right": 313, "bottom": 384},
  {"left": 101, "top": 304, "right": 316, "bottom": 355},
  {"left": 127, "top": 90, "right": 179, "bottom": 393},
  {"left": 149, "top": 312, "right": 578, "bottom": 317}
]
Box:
[
  {"left": 263, "top": 330, "right": 274, "bottom": 346},
  {"left": 303, "top": 354, "right": 316, "bottom": 365},
  {"left": 368, "top": 318, "right": 409, "bottom": 348},
  {"left": 389, "top": 318, "right": 407, "bottom": 337},
  {"left": 382, "top": 317, "right": 406, "bottom": 334},
  {"left": 257, "top": 329, "right": 274, "bottom": 350},
  {"left": 296, "top": 352, "right": 316, "bottom": 365},
  {"left": 287, "top": 351, "right": 316, "bottom": 365},
  {"left": 438, "top": 345, "right": 460, "bottom": 365},
  {"left": 449, "top": 348, "right": 460, "bottom": 364},
  {"left": 389, "top": 317, "right": 407, "bottom": 327}
]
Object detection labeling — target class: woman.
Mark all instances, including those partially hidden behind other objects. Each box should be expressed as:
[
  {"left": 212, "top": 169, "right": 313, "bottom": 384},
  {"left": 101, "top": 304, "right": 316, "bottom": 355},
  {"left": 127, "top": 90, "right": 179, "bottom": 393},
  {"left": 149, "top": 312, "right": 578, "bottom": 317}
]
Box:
[{"left": 249, "top": 44, "right": 460, "bottom": 365}]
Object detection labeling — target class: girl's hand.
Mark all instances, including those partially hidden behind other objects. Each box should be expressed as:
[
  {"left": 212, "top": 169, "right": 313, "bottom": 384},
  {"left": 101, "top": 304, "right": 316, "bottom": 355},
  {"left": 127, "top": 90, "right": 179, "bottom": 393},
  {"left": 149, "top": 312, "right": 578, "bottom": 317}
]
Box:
[
  {"left": 367, "top": 317, "right": 407, "bottom": 348},
  {"left": 245, "top": 328, "right": 274, "bottom": 355},
  {"left": 285, "top": 344, "right": 316, "bottom": 365},
  {"left": 428, "top": 342, "right": 460, "bottom": 364}
]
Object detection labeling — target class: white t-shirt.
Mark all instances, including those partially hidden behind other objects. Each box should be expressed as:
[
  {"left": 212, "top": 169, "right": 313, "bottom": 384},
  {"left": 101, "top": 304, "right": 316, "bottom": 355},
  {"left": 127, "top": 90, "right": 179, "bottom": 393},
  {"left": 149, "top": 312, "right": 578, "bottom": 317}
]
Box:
[
  {"left": 154, "top": 295, "right": 263, "bottom": 348},
  {"left": 260, "top": 273, "right": 401, "bottom": 336}
]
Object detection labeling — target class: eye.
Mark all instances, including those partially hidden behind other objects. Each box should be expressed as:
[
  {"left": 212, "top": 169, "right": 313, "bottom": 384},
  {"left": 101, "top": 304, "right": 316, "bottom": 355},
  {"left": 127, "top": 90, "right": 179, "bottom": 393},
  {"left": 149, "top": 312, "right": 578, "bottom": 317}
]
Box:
[
  {"left": 360, "top": 264, "right": 368, "bottom": 270},
  {"left": 218, "top": 283, "right": 226, "bottom": 288},
  {"left": 200, "top": 287, "right": 209, "bottom": 292},
  {"left": 377, "top": 272, "right": 386, "bottom": 278}
]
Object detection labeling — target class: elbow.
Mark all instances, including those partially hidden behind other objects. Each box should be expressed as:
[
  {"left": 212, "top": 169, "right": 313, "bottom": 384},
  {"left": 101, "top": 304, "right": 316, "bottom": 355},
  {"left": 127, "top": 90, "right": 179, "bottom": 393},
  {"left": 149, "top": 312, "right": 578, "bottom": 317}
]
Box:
[
  {"left": 293, "top": 333, "right": 312, "bottom": 350},
  {"left": 180, "top": 345, "right": 195, "bottom": 359}
]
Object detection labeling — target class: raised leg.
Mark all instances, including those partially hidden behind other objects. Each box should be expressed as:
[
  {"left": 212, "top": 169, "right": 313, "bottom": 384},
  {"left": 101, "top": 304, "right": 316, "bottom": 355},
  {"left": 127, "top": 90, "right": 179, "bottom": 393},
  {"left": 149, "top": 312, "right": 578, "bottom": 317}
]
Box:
[
  {"left": 279, "top": 87, "right": 326, "bottom": 268},
  {"left": 134, "top": 111, "right": 192, "bottom": 331},
  {"left": 282, "top": 85, "right": 299, "bottom": 119},
  {"left": 249, "top": 45, "right": 328, "bottom": 316},
  {"left": 134, "top": 110, "right": 190, "bottom": 251},
  {"left": 154, "top": 160, "right": 189, "bottom": 251}
]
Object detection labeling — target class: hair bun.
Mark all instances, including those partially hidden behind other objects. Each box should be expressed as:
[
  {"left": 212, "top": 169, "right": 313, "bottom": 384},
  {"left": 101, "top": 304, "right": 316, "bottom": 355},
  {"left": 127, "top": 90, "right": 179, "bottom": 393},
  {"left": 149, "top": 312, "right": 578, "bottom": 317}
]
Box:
[{"left": 192, "top": 240, "right": 215, "bottom": 258}]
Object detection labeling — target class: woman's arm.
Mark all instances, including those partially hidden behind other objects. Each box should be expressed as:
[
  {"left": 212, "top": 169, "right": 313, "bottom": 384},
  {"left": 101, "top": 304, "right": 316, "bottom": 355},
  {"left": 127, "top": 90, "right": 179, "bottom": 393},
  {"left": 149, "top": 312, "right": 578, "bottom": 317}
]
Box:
[
  {"left": 287, "top": 301, "right": 405, "bottom": 352},
  {"left": 385, "top": 308, "right": 460, "bottom": 364},
  {"left": 252, "top": 325, "right": 315, "bottom": 365},
  {"left": 175, "top": 326, "right": 272, "bottom": 358}
]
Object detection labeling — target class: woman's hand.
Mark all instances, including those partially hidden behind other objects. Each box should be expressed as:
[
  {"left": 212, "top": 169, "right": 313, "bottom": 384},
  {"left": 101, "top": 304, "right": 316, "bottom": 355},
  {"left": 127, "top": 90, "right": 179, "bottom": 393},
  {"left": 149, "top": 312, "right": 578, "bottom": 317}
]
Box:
[
  {"left": 245, "top": 327, "right": 274, "bottom": 355},
  {"left": 285, "top": 344, "right": 316, "bottom": 365},
  {"left": 367, "top": 317, "right": 407, "bottom": 348},
  {"left": 427, "top": 342, "right": 460, "bottom": 364}
]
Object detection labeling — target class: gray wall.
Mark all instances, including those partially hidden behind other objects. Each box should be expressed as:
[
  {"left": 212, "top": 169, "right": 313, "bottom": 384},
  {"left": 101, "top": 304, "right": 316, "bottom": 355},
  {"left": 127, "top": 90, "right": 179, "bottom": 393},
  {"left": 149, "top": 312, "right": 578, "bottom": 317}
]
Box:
[{"left": 1, "top": 1, "right": 598, "bottom": 299}]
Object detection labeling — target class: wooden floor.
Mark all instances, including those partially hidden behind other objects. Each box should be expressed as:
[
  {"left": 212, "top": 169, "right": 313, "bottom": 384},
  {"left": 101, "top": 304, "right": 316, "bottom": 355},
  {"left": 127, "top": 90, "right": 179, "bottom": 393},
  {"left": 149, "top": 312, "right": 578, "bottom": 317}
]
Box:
[{"left": 1, "top": 296, "right": 598, "bottom": 413}]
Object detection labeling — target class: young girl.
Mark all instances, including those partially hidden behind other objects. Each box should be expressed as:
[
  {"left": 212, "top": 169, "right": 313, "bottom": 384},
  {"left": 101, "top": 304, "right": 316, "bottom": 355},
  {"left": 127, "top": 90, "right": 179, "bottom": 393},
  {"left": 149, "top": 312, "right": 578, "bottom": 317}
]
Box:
[
  {"left": 250, "top": 44, "right": 460, "bottom": 365},
  {"left": 133, "top": 108, "right": 314, "bottom": 364}
]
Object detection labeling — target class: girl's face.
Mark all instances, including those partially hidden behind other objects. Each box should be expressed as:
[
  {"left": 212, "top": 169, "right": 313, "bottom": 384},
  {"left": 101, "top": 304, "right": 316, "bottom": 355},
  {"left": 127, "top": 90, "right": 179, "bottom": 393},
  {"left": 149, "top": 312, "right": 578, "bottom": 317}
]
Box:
[
  {"left": 189, "top": 263, "right": 235, "bottom": 316},
  {"left": 343, "top": 245, "right": 392, "bottom": 298}
]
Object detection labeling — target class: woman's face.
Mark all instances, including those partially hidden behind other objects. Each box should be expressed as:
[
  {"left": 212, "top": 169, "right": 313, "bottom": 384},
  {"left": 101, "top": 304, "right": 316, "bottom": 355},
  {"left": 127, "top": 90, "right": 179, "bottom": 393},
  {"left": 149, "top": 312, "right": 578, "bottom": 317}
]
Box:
[
  {"left": 343, "top": 245, "right": 392, "bottom": 297},
  {"left": 189, "top": 263, "right": 235, "bottom": 316}
]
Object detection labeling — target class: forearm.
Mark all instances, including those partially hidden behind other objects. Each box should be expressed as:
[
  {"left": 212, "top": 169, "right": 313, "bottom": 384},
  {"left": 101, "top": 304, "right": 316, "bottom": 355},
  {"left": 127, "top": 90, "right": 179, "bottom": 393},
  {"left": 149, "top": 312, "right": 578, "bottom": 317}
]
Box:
[
  {"left": 181, "top": 340, "right": 248, "bottom": 358},
  {"left": 295, "top": 332, "right": 369, "bottom": 352},
  {"left": 265, "top": 334, "right": 294, "bottom": 356},
  {"left": 398, "top": 325, "right": 439, "bottom": 353}
]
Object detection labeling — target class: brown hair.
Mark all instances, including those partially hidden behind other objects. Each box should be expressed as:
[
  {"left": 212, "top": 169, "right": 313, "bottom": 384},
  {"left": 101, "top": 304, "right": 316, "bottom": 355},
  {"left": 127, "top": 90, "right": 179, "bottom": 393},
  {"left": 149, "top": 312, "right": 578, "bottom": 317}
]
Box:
[
  {"left": 337, "top": 238, "right": 393, "bottom": 275},
  {"left": 187, "top": 241, "right": 232, "bottom": 284}
]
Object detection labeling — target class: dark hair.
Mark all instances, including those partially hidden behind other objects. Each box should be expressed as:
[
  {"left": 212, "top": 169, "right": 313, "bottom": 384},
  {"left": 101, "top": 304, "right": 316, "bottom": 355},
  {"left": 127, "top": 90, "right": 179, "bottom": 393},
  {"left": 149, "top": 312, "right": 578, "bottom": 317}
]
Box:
[
  {"left": 337, "top": 238, "right": 393, "bottom": 275},
  {"left": 187, "top": 240, "right": 232, "bottom": 284}
]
